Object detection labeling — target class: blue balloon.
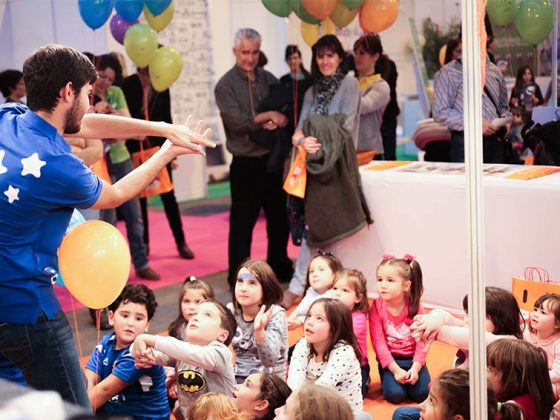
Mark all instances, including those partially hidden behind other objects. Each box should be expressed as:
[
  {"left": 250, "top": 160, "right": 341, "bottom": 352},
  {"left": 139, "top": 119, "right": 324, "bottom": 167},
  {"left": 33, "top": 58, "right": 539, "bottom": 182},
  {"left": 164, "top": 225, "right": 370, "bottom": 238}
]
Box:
[
  {"left": 78, "top": 0, "right": 114, "bottom": 30},
  {"left": 67, "top": 209, "right": 86, "bottom": 234},
  {"left": 115, "top": 0, "right": 143, "bottom": 22},
  {"left": 145, "top": 0, "right": 171, "bottom": 16},
  {"left": 55, "top": 270, "right": 66, "bottom": 287}
]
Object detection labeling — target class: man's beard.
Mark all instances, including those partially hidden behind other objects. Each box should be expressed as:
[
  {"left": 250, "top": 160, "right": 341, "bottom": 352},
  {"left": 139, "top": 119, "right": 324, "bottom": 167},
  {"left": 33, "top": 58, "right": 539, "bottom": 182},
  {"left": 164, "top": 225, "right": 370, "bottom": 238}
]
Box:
[{"left": 64, "top": 98, "right": 84, "bottom": 134}]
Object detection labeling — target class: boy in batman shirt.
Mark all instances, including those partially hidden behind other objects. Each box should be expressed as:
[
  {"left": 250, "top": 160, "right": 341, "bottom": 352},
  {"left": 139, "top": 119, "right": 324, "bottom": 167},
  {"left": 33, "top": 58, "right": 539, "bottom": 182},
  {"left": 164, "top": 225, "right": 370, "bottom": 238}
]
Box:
[{"left": 132, "top": 299, "right": 237, "bottom": 419}]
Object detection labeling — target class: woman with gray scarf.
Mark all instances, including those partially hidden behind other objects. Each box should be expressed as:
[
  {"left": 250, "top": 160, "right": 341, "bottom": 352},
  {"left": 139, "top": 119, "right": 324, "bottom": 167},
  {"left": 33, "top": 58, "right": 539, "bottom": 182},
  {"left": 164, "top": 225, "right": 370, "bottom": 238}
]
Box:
[{"left": 282, "top": 35, "right": 372, "bottom": 309}]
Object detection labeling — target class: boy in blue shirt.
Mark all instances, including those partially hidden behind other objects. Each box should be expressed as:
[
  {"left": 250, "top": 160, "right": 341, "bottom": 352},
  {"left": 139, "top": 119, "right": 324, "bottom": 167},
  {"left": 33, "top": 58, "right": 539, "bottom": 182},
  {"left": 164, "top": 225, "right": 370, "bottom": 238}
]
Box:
[{"left": 85, "top": 284, "right": 169, "bottom": 420}]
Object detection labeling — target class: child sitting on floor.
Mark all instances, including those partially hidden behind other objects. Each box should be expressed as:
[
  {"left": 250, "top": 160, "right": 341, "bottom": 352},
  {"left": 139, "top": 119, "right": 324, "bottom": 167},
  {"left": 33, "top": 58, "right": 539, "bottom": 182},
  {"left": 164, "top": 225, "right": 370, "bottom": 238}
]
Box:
[
  {"left": 85, "top": 284, "right": 169, "bottom": 419},
  {"left": 370, "top": 254, "right": 430, "bottom": 404},
  {"left": 132, "top": 299, "right": 237, "bottom": 420}
]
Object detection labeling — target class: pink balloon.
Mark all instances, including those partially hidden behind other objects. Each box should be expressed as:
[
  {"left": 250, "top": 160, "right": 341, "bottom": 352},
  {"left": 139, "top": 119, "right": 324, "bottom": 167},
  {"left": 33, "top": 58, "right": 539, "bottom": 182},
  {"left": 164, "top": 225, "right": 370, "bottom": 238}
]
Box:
[{"left": 110, "top": 14, "right": 137, "bottom": 45}]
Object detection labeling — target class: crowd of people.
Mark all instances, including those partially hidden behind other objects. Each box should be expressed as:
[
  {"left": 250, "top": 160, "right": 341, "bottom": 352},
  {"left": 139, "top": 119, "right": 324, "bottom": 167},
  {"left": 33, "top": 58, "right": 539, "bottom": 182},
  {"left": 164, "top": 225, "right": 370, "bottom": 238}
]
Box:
[{"left": 0, "top": 23, "right": 559, "bottom": 420}]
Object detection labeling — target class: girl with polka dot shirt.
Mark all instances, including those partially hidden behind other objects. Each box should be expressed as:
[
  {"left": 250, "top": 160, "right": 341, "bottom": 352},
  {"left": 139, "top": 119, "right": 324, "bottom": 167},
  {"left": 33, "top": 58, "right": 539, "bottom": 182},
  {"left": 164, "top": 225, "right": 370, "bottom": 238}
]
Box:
[{"left": 287, "top": 298, "right": 363, "bottom": 416}]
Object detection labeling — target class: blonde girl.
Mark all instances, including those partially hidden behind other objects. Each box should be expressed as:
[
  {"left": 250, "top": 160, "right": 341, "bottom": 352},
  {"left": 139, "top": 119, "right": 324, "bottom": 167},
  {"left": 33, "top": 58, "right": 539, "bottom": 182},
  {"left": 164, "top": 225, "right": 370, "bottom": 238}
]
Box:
[
  {"left": 288, "top": 298, "right": 363, "bottom": 416},
  {"left": 287, "top": 252, "right": 342, "bottom": 330},
  {"left": 370, "top": 254, "right": 430, "bottom": 403},
  {"left": 227, "top": 260, "right": 288, "bottom": 383},
  {"left": 524, "top": 293, "right": 560, "bottom": 398},
  {"left": 331, "top": 268, "right": 370, "bottom": 397},
  {"left": 187, "top": 393, "right": 250, "bottom": 420},
  {"left": 274, "top": 383, "right": 353, "bottom": 420}
]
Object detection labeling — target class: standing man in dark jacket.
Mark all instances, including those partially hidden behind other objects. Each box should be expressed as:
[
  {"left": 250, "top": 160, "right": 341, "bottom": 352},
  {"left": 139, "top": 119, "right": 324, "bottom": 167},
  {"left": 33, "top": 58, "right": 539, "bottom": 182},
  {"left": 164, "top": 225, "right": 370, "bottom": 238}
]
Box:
[{"left": 214, "top": 28, "right": 293, "bottom": 288}]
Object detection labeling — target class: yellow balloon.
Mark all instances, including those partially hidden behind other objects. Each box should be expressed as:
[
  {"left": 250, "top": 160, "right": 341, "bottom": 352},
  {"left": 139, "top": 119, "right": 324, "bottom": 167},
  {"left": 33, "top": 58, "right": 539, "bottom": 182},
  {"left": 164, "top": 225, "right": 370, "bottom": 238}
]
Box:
[
  {"left": 144, "top": 2, "right": 174, "bottom": 32},
  {"left": 59, "top": 220, "right": 131, "bottom": 309},
  {"left": 149, "top": 46, "right": 183, "bottom": 92},
  {"left": 124, "top": 23, "right": 158, "bottom": 68},
  {"left": 439, "top": 44, "right": 447, "bottom": 67},
  {"left": 301, "top": 18, "right": 337, "bottom": 48}
]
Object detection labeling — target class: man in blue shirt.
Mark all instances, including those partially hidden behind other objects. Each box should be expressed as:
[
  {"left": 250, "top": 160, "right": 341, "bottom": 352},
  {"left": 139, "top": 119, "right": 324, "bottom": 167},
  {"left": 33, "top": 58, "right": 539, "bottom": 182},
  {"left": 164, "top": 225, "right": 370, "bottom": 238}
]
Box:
[{"left": 0, "top": 44, "right": 213, "bottom": 409}]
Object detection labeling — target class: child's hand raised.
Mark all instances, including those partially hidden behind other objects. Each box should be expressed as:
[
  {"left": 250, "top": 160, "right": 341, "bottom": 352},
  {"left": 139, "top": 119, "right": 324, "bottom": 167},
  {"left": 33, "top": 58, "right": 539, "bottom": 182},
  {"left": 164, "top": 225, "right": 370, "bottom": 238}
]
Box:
[{"left": 255, "top": 305, "right": 274, "bottom": 333}]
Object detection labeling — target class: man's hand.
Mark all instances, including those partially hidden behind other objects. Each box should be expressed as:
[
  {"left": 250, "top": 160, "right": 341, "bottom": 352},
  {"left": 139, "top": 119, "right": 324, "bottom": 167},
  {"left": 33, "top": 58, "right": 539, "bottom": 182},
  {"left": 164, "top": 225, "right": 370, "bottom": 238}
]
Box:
[
  {"left": 94, "top": 101, "right": 116, "bottom": 115},
  {"left": 482, "top": 119, "right": 497, "bottom": 136},
  {"left": 163, "top": 115, "right": 215, "bottom": 157},
  {"left": 268, "top": 111, "right": 288, "bottom": 128}
]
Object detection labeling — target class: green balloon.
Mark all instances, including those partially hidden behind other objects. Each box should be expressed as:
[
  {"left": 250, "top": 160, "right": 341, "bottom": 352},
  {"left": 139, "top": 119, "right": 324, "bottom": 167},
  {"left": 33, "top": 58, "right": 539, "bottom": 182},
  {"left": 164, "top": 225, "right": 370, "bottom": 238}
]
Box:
[
  {"left": 262, "top": 0, "right": 291, "bottom": 17},
  {"left": 342, "top": 0, "right": 365, "bottom": 9},
  {"left": 149, "top": 47, "right": 183, "bottom": 92},
  {"left": 486, "top": 0, "right": 517, "bottom": 26},
  {"left": 330, "top": 1, "right": 359, "bottom": 28},
  {"left": 514, "top": 0, "right": 555, "bottom": 45},
  {"left": 292, "top": 0, "right": 321, "bottom": 24},
  {"left": 124, "top": 23, "right": 158, "bottom": 68}
]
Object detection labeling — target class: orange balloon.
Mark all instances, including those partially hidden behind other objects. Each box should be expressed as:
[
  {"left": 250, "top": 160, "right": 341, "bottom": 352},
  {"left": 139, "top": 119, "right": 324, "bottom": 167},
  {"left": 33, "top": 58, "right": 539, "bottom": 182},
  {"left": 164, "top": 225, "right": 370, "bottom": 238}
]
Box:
[
  {"left": 59, "top": 220, "right": 131, "bottom": 309},
  {"left": 359, "top": 0, "right": 399, "bottom": 33},
  {"left": 302, "top": 0, "right": 337, "bottom": 20}
]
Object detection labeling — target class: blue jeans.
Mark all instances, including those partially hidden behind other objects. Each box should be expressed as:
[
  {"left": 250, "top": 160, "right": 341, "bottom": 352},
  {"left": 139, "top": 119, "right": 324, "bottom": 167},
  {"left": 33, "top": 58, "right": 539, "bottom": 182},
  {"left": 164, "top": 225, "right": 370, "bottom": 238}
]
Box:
[
  {"left": 379, "top": 357, "right": 430, "bottom": 404},
  {"left": 288, "top": 238, "right": 312, "bottom": 296},
  {"left": 392, "top": 407, "right": 420, "bottom": 420},
  {"left": 101, "top": 158, "right": 149, "bottom": 270},
  {"left": 0, "top": 311, "right": 90, "bottom": 409},
  {"left": 361, "top": 363, "right": 371, "bottom": 398}
]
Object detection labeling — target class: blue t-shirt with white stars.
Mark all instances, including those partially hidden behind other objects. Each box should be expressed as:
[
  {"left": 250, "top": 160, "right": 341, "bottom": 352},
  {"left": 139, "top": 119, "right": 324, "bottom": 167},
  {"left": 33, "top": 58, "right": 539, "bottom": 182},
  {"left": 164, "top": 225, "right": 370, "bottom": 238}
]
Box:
[
  {"left": 0, "top": 103, "right": 102, "bottom": 324},
  {"left": 86, "top": 333, "right": 169, "bottom": 420}
]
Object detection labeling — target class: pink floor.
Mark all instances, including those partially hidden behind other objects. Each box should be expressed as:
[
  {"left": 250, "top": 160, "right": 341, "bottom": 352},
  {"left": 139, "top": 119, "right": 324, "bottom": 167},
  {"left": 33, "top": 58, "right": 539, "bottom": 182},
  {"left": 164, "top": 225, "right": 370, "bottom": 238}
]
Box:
[{"left": 55, "top": 210, "right": 299, "bottom": 312}]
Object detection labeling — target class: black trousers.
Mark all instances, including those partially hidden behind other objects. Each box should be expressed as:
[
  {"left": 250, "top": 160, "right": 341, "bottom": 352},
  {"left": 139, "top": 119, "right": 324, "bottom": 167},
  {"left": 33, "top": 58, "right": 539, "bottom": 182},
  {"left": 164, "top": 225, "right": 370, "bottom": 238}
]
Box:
[
  {"left": 139, "top": 163, "right": 186, "bottom": 247},
  {"left": 381, "top": 118, "right": 398, "bottom": 160},
  {"left": 228, "top": 155, "right": 293, "bottom": 288}
]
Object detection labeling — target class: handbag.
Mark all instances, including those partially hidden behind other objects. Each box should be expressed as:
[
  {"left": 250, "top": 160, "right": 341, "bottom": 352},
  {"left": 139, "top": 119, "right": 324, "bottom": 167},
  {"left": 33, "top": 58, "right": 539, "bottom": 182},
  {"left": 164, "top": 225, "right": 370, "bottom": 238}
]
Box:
[
  {"left": 283, "top": 145, "right": 307, "bottom": 199},
  {"left": 130, "top": 145, "right": 174, "bottom": 198},
  {"left": 512, "top": 267, "right": 560, "bottom": 318}
]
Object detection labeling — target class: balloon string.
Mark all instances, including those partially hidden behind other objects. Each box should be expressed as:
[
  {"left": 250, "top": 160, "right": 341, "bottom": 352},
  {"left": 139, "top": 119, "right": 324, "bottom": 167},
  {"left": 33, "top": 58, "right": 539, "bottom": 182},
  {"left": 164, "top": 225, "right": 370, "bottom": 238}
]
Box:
[{"left": 70, "top": 296, "right": 83, "bottom": 359}]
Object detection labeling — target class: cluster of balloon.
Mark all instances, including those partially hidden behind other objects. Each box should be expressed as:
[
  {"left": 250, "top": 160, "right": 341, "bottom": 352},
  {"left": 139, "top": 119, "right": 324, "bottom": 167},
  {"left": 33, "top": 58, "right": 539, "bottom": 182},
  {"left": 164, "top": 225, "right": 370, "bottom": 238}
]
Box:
[
  {"left": 78, "top": 0, "right": 183, "bottom": 92},
  {"left": 487, "top": 0, "right": 555, "bottom": 46},
  {"left": 262, "top": 0, "right": 398, "bottom": 48},
  {"left": 58, "top": 217, "right": 131, "bottom": 310}
]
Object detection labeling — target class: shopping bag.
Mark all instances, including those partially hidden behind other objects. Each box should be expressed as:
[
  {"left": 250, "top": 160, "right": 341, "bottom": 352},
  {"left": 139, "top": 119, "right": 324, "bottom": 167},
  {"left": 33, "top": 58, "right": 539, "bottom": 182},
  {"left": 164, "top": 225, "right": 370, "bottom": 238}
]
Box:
[
  {"left": 283, "top": 145, "right": 307, "bottom": 199},
  {"left": 512, "top": 267, "right": 560, "bottom": 317},
  {"left": 91, "top": 157, "right": 111, "bottom": 184},
  {"left": 131, "top": 146, "right": 174, "bottom": 198}
]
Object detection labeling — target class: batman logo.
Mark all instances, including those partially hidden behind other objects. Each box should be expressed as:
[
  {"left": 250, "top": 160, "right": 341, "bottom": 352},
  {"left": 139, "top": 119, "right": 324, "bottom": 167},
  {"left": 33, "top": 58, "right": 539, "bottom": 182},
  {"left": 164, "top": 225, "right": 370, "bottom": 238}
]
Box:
[{"left": 177, "top": 370, "right": 206, "bottom": 393}]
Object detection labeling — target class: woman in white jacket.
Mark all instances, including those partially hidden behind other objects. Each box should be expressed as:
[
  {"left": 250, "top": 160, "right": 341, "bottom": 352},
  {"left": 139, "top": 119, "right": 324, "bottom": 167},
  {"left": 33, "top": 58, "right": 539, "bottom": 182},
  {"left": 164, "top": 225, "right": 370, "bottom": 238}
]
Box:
[{"left": 353, "top": 34, "right": 391, "bottom": 157}]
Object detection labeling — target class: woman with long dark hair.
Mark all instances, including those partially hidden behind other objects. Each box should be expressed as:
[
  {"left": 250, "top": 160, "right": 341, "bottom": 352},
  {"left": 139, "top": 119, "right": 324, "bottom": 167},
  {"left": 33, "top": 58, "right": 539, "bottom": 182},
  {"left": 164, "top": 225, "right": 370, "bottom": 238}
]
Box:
[
  {"left": 509, "top": 65, "right": 543, "bottom": 113},
  {"left": 282, "top": 35, "right": 371, "bottom": 309}
]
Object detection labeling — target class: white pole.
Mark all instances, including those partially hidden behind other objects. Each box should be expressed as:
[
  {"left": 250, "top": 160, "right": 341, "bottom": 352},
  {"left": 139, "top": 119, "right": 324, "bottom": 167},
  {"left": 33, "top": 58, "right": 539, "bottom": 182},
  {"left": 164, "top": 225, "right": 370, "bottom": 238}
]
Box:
[
  {"left": 551, "top": 0, "right": 558, "bottom": 106},
  {"left": 462, "top": 0, "right": 487, "bottom": 419}
]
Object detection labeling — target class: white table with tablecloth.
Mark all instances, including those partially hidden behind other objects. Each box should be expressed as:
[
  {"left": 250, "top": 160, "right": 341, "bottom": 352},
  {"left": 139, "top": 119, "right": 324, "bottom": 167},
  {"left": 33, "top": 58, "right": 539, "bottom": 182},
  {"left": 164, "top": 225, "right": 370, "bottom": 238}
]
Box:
[{"left": 328, "top": 161, "right": 560, "bottom": 310}]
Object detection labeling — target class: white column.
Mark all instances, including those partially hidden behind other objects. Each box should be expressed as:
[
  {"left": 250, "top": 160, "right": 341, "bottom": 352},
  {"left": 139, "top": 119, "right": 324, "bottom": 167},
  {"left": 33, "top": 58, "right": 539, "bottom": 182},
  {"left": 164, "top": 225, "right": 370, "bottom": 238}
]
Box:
[{"left": 461, "top": 0, "right": 488, "bottom": 418}]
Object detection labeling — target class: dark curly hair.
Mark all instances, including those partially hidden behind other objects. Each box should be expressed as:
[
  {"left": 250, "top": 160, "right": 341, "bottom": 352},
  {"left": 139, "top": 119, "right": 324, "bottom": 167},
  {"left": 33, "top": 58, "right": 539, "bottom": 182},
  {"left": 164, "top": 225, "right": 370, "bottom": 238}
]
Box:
[{"left": 109, "top": 283, "right": 158, "bottom": 321}]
